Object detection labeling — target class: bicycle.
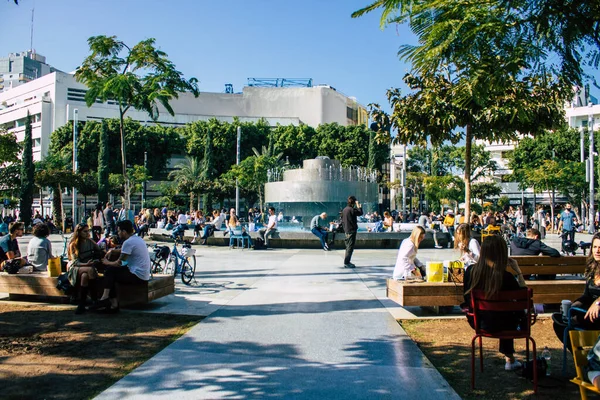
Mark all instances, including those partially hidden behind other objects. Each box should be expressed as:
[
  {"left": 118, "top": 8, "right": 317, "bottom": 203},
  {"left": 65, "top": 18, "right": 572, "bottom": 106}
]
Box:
[
  {"left": 148, "top": 244, "right": 170, "bottom": 274},
  {"left": 162, "top": 239, "right": 196, "bottom": 285}
]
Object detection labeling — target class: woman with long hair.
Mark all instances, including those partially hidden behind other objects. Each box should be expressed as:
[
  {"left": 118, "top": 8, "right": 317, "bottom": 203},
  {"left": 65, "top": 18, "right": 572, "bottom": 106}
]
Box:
[
  {"left": 383, "top": 211, "right": 395, "bottom": 232},
  {"left": 392, "top": 226, "right": 426, "bottom": 280},
  {"left": 553, "top": 233, "right": 600, "bottom": 347},
  {"left": 67, "top": 223, "right": 103, "bottom": 314},
  {"left": 454, "top": 223, "right": 481, "bottom": 268},
  {"left": 464, "top": 235, "right": 527, "bottom": 371},
  {"left": 91, "top": 203, "right": 105, "bottom": 242}
]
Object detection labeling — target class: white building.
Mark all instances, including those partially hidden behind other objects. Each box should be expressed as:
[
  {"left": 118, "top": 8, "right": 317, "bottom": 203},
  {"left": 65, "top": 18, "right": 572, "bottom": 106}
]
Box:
[{"left": 0, "top": 71, "right": 368, "bottom": 161}]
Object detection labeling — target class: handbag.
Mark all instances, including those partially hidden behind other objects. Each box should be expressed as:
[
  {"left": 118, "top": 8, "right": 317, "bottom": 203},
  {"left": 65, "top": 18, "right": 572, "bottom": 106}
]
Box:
[
  {"left": 48, "top": 257, "right": 62, "bottom": 277},
  {"left": 56, "top": 273, "right": 74, "bottom": 295},
  {"left": 522, "top": 357, "right": 547, "bottom": 380},
  {"left": 447, "top": 260, "right": 465, "bottom": 283}
]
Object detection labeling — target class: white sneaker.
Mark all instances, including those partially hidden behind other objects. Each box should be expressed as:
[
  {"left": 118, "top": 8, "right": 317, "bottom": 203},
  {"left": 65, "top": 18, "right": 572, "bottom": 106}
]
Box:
[
  {"left": 505, "top": 360, "right": 522, "bottom": 371},
  {"left": 191, "top": 238, "right": 196, "bottom": 244},
  {"left": 435, "top": 245, "right": 443, "bottom": 249}
]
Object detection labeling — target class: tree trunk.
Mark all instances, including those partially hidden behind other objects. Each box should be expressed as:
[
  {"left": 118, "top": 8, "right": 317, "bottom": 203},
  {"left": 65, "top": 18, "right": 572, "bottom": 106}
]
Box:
[
  {"left": 464, "top": 125, "right": 472, "bottom": 223},
  {"left": 189, "top": 192, "right": 195, "bottom": 212},
  {"left": 119, "top": 109, "right": 129, "bottom": 210}
]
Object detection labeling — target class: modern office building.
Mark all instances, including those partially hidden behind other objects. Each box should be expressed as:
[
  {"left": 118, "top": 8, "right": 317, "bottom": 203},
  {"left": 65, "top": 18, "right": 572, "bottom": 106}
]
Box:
[
  {"left": 0, "top": 50, "right": 55, "bottom": 93},
  {"left": 0, "top": 71, "right": 368, "bottom": 161}
]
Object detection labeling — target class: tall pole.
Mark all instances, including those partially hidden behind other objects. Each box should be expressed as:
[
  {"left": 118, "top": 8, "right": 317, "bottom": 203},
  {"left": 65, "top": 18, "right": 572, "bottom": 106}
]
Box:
[
  {"left": 72, "top": 109, "right": 78, "bottom": 225},
  {"left": 235, "top": 126, "right": 241, "bottom": 216},
  {"left": 402, "top": 144, "right": 407, "bottom": 219},
  {"left": 142, "top": 151, "right": 147, "bottom": 208},
  {"left": 590, "top": 105, "right": 596, "bottom": 233},
  {"left": 581, "top": 126, "right": 586, "bottom": 226}
]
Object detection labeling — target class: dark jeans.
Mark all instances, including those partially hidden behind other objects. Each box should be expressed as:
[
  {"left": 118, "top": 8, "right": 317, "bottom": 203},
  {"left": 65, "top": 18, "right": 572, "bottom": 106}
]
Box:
[
  {"left": 344, "top": 232, "right": 357, "bottom": 265},
  {"left": 103, "top": 266, "right": 146, "bottom": 299},
  {"left": 552, "top": 308, "right": 600, "bottom": 350},
  {"left": 105, "top": 223, "right": 115, "bottom": 236},
  {"left": 563, "top": 229, "right": 575, "bottom": 244},
  {"left": 467, "top": 314, "right": 519, "bottom": 356},
  {"left": 311, "top": 227, "right": 328, "bottom": 248},
  {"left": 92, "top": 226, "right": 103, "bottom": 242},
  {"left": 202, "top": 225, "right": 217, "bottom": 239}
]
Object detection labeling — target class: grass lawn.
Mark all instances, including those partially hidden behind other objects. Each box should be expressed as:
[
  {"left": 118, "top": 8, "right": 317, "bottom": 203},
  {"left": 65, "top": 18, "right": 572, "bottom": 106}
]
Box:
[
  {"left": 0, "top": 303, "right": 201, "bottom": 400},
  {"left": 402, "top": 317, "right": 582, "bottom": 400}
]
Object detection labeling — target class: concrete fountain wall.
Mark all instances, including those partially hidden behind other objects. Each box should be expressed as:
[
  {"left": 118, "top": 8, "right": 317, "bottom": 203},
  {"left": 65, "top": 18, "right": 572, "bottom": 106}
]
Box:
[{"left": 264, "top": 157, "right": 379, "bottom": 228}]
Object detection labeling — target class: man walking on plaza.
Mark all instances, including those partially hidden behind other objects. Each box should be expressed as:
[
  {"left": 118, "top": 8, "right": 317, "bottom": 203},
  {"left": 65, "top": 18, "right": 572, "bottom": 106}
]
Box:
[
  {"left": 342, "top": 196, "right": 363, "bottom": 268},
  {"left": 558, "top": 203, "right": 577, "bottom": 243},
  {"left": 311, "top": 212, "right": 330, "bottom": 251}
]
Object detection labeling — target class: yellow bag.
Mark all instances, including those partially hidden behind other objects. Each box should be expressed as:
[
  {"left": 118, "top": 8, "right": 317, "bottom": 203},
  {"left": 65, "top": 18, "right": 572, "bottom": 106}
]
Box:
[
  {"left": 426, "top": 261, "right": 445, "bottom": 283},
  {"left": 445, "top": 260, "right": 465, "bottom": 283},
  {"left": 48, "top": 257, "right": 61, "bottom": 277}
]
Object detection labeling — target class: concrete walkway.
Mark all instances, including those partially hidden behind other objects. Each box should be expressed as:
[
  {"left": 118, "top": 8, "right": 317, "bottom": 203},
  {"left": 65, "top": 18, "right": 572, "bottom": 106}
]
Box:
[{"left": 94, "top": 245, "right": 460, "bottom": 399}]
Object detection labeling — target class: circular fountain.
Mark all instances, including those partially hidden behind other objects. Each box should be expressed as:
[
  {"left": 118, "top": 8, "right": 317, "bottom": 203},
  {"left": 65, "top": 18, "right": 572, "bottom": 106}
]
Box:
[{"left": 264, "top": 157, "right": 379, "bottom": 229}]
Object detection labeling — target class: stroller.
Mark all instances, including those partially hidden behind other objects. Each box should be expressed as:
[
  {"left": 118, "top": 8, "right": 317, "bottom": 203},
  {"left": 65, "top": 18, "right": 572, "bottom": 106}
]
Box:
[{"left": 559, "top": 231, "right": 579, "bottom": 256}]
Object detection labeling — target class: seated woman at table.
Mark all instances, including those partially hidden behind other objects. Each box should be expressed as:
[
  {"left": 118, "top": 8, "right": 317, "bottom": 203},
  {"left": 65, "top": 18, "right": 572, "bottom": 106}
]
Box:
[
  {"left": 67, "top": 223, "right": 103, "bottom": 314},
  {"left": 454, "top": 223, "right": 480, "bottom": 268},
  {"left": 463, "top": 235, "right": 527, "bottom": 371},
  {"left": 392, "top": 226, "right": 426, "bottom": 280},
  {"left": 553, "top": 233, "right": 600, "bottom": 348}
]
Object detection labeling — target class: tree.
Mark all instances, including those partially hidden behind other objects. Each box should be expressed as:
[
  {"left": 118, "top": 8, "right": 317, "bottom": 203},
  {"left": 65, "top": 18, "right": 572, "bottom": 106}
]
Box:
[
  {"left": 75, "top": 35, "right": 199, "bottom": 209},
  {"left": 423, "top": 175, "right": 464, "bottom": 213},
  {"left": 0, "top": 129, "right": 20, "bottom": 164},
  {"left": 272, "top": 123, "right": 317, "bottom": 166},
  {"left": 471, "top": 182, "right": 502, "bottom": 207},
  {"left": 169, "top": 157, "right": 204, "bottom": 211},
  {"left": 450, "top": 144, "right": 498, "bottom": 182},
  {"left": 97, "top": 120, "right": 110, "bottom": 204},
  {"left": 354, "top": 1, "right": 569, "bottom": 220},
  {"left": 35, "top": 154, "right": 80, "bottom": 227},
  {"left": 19, "top": 113, "right": 34, "bottom": 226}
]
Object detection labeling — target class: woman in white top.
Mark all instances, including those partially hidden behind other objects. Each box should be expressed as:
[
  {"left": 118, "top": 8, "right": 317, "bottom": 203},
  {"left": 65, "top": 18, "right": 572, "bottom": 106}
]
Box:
[
  {"left": 392, "top": 226, "right": 426, "bottom": 280},
  {"left": 454, "top": 223, "right": 480, "bottom": 268}
]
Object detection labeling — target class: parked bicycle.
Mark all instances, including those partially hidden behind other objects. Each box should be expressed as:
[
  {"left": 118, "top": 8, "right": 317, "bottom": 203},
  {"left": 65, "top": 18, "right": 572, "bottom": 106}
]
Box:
[
  {"left": 148, "top": 244, "right": 170, "bottom": 275},
  {"left": 160, "top": 238, "right": 196, "bottom": 285}
]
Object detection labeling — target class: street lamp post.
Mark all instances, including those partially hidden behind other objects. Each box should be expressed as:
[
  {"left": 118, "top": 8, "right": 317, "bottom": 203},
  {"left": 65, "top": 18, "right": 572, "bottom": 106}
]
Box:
[
  {"left": 590, "top": 104, "right": 596, "bottom": 233},
  {"left": 402, "top": 145, "right": 407, "bottom": 220},
  {"left": 142, "top": 151, "right": 147, "bottom": 208},
  {"left": 581, "top": 126, "right": 586, "bottom": 226},
  {"left": 72, "top": 109, "right": 78, "bottom": 225},
  {"left": 235, "top": 126, "right": 241, "bottom": 216}
]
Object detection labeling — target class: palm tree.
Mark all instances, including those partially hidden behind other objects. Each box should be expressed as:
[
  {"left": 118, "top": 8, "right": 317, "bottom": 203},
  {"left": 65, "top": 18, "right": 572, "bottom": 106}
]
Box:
[{"left": 169, "top": 157, "right": 204, "bottom": 211}]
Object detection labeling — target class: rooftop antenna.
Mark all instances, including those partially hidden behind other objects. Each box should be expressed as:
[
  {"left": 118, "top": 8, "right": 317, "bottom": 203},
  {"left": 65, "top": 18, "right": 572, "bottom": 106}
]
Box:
[{"left": 30, "top": 7, "right": 34, "bottom": 53}]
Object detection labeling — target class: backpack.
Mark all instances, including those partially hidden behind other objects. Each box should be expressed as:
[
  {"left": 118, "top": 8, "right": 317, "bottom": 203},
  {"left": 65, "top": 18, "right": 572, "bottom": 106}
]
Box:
[
  {"left": 3, "top": 259, "right": 21, "bottom": 274},
  {"left": 56, "top": 273, "right": 74, "bottom": 295},
  {"left": 253, "top": 237, "right": 266, "bottom": 250}
]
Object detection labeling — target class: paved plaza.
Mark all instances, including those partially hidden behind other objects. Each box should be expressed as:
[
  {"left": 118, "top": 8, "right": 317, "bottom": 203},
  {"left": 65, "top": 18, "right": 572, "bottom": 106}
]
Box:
[{"left": 6, "top": 232, "right": 583, "bottom": 399}]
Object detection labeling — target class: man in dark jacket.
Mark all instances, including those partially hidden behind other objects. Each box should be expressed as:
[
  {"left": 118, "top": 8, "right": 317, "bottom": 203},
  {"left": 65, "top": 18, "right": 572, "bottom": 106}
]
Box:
[
  {"left": 510, "top": 228, "right": 560, "bottom": 279},
  {"left": 342, "top": 196, "right": 363, "bottom": 268}
]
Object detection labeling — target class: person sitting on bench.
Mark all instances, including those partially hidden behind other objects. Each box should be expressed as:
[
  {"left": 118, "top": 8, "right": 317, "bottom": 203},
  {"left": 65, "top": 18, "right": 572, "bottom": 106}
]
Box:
[
  {"left": 510, "top": 228, "right": 560, "bottom": 280},
  {"left": 67, "top": 223, "right": 103, "bottom": 314},
  {"left": 200, "top": 210, "right": 226, "bottom": 245},
  {"left": 0, "top": 222, "right": 26, "bottom": 270},
  {"left": 94, "top": 220, "right": 151, "bottom": 314}
]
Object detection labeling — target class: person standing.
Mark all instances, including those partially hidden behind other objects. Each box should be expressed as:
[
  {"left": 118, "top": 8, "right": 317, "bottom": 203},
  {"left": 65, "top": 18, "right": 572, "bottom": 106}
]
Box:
[
  {"left": 92, "top": 203, "right": 105, "bottom": 242},
  {"left": 559, "top": 203, "right": 577, "bottom": 243},
  {"left": 342, "top": 196, "right": 363, "bottom": 268},
  {"left": 104, "top": 203, "right": 115, "bottom": 236},
  {"left": 258, "top": 207, "right": 278, "bottom": 248},
  {"left": 310, "top": 212, "right": 330, "bottom": 251},
  {"left": 443, "top": 210, "right": 456, "bottom": 248}
]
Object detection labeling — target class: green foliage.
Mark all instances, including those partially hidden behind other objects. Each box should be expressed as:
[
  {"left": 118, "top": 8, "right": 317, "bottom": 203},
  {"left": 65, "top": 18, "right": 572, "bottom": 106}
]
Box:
[
  {"left": 78, "top": 172, "right": 98, "bottom": 197},
  {"left": 509, "top": 127, "right": 587, "bottom": 204},
  {"left": 75, "top": 35, "right": 199, "bottom": 208},
  {"left": 423, "top": 175, "right": 464, "bottom": 213},
  {"left": 271, "top": 123, "right": 317, "bottom": 166},
  {"left": 169, "top": 157, "right": 204, "bottom": 211},
  {"left": 497, "top": 196, "right": 511, "bottom": 211},
  {"left": 471, "top": 182, "right": 502, "bottom": 205},
  {"left": 0, "top": 164, "right": 20, "bottom": 197},
  {"left": 19, "top": 113, "right": 34, "bottom": 226},
  {"left": 0, "top": 129, "right": 20, "bottom": 164}
]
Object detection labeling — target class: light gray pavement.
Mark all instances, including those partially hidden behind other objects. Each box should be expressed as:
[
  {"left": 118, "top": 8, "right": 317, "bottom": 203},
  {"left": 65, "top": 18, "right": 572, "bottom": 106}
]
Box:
[{"left": 7, "top": 232, "right": 588, "bottom": 399}]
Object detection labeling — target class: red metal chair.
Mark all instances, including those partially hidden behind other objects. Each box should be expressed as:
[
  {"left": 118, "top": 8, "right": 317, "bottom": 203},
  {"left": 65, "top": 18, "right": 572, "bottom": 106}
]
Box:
[{"left": 469, "top": 288, "right": 538, "bottom": 393}]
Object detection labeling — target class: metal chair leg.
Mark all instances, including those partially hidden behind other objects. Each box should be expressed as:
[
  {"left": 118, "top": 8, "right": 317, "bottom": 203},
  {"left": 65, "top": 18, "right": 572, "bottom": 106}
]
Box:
[
  {"left": 471, "top": 336, "right": 477, "bottom": 390},
  {"left": 479, "top": 336, "right": 484, "bottom": 372}
]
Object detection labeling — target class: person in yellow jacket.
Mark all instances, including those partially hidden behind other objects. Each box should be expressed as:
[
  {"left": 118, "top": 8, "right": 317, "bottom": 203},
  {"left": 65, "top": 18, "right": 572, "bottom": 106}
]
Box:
[{"left": 443, "top": 211, "right": 456, "bottom": 248}]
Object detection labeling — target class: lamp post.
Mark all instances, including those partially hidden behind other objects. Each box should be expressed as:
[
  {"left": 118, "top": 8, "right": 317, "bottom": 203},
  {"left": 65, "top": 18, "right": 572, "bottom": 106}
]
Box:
[
  {"left": 590, "top": 103, "right": 596, "bottom": 233},
  {"left": 581, "top": 125, "right": 586, "bottom": 226},
  {"left": 402, "top": 144, "right": 407, "bottom": 220},
  {"left": 235, "top": 126, "right": 241, "bottom": 216},
  {"left": 72, "top": 109, "right": 78, "bottom": 225},
  {"left": 142, "top": 151, "right": 147, "bottom": 208}
]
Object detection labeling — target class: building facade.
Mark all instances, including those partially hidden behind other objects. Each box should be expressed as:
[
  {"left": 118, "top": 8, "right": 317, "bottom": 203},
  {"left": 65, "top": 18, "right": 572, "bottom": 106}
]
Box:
[
  {"left": 0, "top": 71, "right": 368, "bottom": 162},
  {"left": 0, "top": 51, "right": 55, "bottom": 93}
]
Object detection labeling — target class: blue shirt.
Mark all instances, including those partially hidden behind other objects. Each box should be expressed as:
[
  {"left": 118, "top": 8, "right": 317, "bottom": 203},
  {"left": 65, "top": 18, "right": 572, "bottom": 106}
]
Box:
[{"left": 561, "top": 210, "right": 576, "bottom": 231}]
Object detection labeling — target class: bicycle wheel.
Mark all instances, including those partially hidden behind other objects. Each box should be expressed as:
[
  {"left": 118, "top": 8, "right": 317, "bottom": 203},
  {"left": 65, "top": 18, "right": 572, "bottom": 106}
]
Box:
[
  {"left": 163, "top": 256, "right": 176, "bottom": 276},
  {"left": 181, "top": 257, "right": 196, "bottom": 285},
  {"left": 151, "top": 258, "right": 167, "bottom": 274}
]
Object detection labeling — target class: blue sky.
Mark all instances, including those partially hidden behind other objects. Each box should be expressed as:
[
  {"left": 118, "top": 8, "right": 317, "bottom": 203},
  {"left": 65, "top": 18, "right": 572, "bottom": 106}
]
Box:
[{"left": 1, "top": 0, "right": 417, "bottom": 111}]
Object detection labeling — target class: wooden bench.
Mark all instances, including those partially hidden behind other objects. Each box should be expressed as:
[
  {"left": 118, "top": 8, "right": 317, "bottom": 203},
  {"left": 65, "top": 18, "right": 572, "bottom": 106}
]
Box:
[
  {"left": 387, "top": 255, "right": 587, "bottom": 307},
  {"left": 0, "top": 273, "right": 175, "bottom": 308}
]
